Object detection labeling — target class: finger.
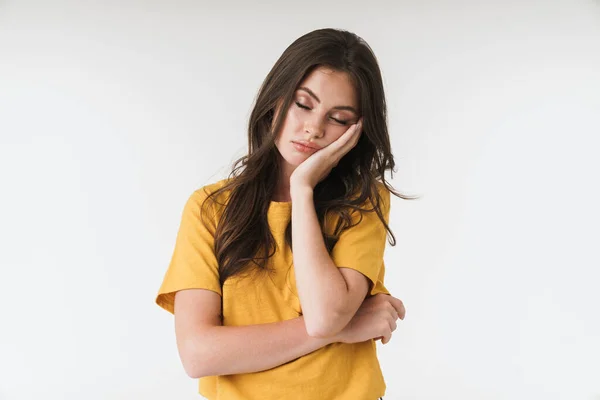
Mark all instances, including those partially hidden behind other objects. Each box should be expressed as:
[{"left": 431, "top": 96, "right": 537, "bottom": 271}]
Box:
[
  {"left": 351, "top": 128, "right": 362, "bottom": 148},
  {"left": 388, "top": 316, "right": 398, "bottom": 332},
  {"left": 315, "top": 125, "right": 356, "bottom": 163},
  {"left": 388, "top": 296, "right": 406, "bottom": 320},
  {"left": 387, "top": 306, "right": 399, "bottom": 323},
  {"left": 352, "top": 120, "right": 362, "bottom": 143},
  {"left": 332, "top": 122, "right": 361, "bottom": 152},
  {"left": 353, "top": 119, "right": 363, "bottom": 142},
  {"left": 381, "top": 331, "right": 392, "bottom": 345}
]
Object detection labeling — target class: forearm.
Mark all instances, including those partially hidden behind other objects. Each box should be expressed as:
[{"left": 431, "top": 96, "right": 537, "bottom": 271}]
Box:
[
  {"left": 186, "top": 316, "right": 334, "bottom": 378},
  {"left": 291, "top": 186, "right": 350, "bottom": 336}
]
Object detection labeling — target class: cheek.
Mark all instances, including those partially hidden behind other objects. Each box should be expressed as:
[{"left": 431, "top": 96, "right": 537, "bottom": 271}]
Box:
[
  {"left": 274, "top": 117, "right": 293, "bottom": 151},
  {"left": 287, "top": 106, "right": 305, "bottom": 126},
  {"left": 321, "top": 128, "right": 347, "bottom": 147},
  {"left": 276, "top": 108, "right": 302, "bottom": 141}
]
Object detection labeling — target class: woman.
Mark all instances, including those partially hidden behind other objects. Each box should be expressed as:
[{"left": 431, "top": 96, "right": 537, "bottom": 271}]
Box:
[{"left": 156, "top": 28, "right": 412, "bottom": 400}]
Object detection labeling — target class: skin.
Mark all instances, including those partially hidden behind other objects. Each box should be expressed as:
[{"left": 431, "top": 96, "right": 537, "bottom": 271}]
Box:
[
  {"left": 172, "top": 67, "right": 407, "bottom": 379},
  {"left": 271, "top": 66, "right": 404, "bottom": 341},
  {"left": 273, "top": 66, "right": 363, "bottom": 201}
]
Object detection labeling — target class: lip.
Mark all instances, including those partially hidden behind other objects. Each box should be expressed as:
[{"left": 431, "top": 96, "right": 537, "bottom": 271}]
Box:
[
  {"left": 292, "top": 142, "right": 316, "bottom": 153},
  {"left": 292, "top": 141, "right": 321, "bottom": 150}
]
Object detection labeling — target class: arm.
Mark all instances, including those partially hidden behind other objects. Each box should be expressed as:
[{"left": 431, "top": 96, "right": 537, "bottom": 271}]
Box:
[
  {"left": 290, "top": 186, "right": 370, "bottom": 338},
  {"left": 287, "top": 120, "right": 391, "bottom": 338},
  {"left": 174, "top": 288, "right": 334, "bottom": 379}
]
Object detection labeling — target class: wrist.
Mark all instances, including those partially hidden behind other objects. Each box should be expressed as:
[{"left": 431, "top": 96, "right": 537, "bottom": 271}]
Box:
[{"left": 290, "top": 183, "right": 313, "bottom": 199}]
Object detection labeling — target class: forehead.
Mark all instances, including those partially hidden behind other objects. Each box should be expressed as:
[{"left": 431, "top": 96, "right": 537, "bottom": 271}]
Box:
[{"left": 297, "top": 67, "right": 358, "bottom": 107}]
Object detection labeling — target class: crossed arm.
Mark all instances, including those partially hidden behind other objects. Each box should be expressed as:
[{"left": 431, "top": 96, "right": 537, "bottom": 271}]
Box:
[
  {"left": 174, "top": 289, "right": 335, "bottom": 378},
  {"left": 170, "top": 186, "right": 395, "bottom": 378}
]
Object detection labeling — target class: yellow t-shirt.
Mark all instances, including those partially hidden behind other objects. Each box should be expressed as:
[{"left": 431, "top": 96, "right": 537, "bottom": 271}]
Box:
[{"left": 156, "top": 178, "right": 391, "bottom": 400}]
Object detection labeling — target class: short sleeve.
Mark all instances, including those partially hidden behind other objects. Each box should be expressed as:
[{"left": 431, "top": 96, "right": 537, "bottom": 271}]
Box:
[
  {"left": 331, "top": 184, "right": 391, "bottom": 295},
  {"left": 155, "top": 188, "right": 222, "bottom": 314}
]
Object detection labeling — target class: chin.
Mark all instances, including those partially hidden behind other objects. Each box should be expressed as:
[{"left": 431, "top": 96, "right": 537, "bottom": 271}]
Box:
[
  {"left": 281, "top": 152, "right": 305, "bottom": 167},
  {"left": 276, "top": 145, "right": 306, "bottom": 167}
]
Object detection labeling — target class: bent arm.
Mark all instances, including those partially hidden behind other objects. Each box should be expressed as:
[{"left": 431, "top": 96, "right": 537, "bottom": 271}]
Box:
[
  {"left": 174, "top": 289, "right": 334, "bottom": 378},
  {"left": 290, "top": 186, "right": 369, "bottom": 338}
]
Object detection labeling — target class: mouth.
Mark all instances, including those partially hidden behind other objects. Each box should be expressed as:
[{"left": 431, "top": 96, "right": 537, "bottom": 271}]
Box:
[
  {"left": 292, "top": 141, "right": 319, "bottom": 149},
  {"left": 292, "top": 141, "right": 319, "bottom": 153}
]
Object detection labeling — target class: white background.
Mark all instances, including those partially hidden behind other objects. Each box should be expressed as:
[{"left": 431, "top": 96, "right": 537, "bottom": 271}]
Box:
[{"left": 1, "top": 1, "right": 599, "bottom": 399}]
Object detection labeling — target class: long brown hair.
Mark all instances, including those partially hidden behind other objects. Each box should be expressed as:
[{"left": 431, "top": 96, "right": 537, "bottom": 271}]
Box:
[{"left": 201, "top": 28, "right": 418, "bottom": 286}]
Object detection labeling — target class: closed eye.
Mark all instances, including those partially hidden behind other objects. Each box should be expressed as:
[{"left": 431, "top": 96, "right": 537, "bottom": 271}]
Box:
[
  {"left": 295, "top": 101, "right": 310, "bottom": 110},
  {"left": 294, "top": 101, "right": 349, "bottom": 125}
]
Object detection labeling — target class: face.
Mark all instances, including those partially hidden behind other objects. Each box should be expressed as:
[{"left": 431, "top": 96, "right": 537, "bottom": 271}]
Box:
[{"left": 273, "top": 66, "right": 360, "bottom": 173}]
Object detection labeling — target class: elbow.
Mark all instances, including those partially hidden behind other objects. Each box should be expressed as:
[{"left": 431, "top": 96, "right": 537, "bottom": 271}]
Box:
[
  {"left": 307, "top": 326, "right": 339, "bottom": 339},
  {"left": 305, "top": 321, "right": 328, "bottom": 338},
  {"left": 180, "top": 340, "right": 216, "bottom": 379},
  {"left": 182, "top": 359, "right": 208, "bottom": 379},
  {"left": 186, "top": 368, "right": 212, "bottom": 380},
  {"left": 183, "top": 355, "right": 215, "bottom": 379},
  {"left": 181, "top": 353, "right": 208, "bottom": 379},
  {"left": 305, "top": 310, "right": 346, "bottom": 339},
  {"left": 183, "top": 364, "right": 202, "bottom": 379}
]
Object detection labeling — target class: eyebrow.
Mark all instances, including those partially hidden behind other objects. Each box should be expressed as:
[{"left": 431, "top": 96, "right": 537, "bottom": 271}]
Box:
[{"left": 297, "top": 86, "right": 358, "bottom": 115}]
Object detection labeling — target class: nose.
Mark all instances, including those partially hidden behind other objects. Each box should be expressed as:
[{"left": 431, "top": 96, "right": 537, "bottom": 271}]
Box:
[{"left": 304, "top": 116, "right": 325, "bottom": 139}]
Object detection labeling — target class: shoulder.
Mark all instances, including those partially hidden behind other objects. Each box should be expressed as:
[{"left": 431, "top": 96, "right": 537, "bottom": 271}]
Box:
[
  {"left": 374, "top": 181, "right": 390, "bottom": 198},
  {"left": 325, "top": 181, "right": 390, "bottom": 232},
  {"left": 374, "top": 181, "right": 391, "bottom": 209},
  {"left": 182, "top": 178, "right": 233, "bottom": 224},
  {"left": 350, "top": 181, "right": 391, "bottom": 227},
  {"left": 352, "top": 180, "right": 390, "bottom": 211},
  {"left": 190, "top": 177, "right": 233, "bottom": 204},
  {"left": 197, "top": 177, "right": 232, "bottom": 195}
]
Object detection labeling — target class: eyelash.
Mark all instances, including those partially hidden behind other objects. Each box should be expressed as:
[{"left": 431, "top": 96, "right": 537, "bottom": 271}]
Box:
[{"left": 295, "top": 101, "right": 349, "bottom": 125}]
